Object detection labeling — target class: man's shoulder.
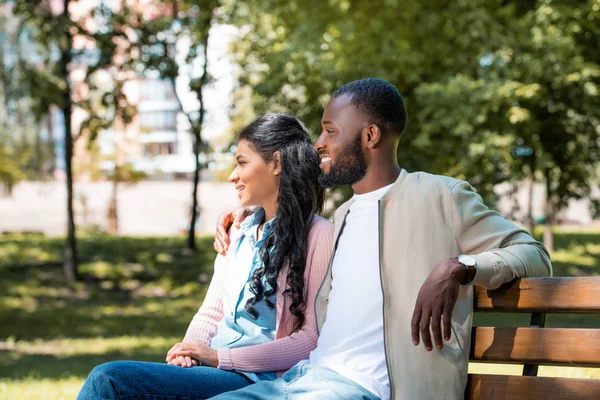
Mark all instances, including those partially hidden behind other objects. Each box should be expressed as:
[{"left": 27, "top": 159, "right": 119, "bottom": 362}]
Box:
[
  {"left": 403, "top": 170, "right": 462, "bottom": 189},
  {"left": 392, "top": 171, "right": 467, "bottom": 199}
]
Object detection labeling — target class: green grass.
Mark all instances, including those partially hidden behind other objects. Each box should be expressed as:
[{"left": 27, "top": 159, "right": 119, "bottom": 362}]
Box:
[
  {"left": 0, "top": 234, "right": 216, "bottom": 399},
  {"left": 0, "top": 230, "right": 599, "bottom": 399}
]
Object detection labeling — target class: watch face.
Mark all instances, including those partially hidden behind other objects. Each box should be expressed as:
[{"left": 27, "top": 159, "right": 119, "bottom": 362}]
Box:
[{"left": 459, "top": 255, "right": 476, "bottom": 267}]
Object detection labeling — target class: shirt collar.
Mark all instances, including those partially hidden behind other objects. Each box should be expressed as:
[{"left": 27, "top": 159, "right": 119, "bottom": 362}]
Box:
[{"left": 240, "top": 207, "right": 276, "bottom": 246}]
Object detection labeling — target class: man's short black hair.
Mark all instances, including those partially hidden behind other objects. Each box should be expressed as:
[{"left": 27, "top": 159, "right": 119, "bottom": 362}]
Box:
[{"left": 332, "top": 78, "right": 407, "bottom": 137}]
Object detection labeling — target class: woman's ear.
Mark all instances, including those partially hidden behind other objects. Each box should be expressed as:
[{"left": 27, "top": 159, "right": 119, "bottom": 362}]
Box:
[{"left": 272, "top": 151, "right": 282, "bottom": 176}]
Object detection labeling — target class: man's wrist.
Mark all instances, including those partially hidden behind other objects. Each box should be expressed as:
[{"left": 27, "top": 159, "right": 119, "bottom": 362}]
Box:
[
  {"left": 451, "top": 258, "right": 477, "bottom": 284},
  {"left": 450, "top": 261, "right": 468, "bottom": 283}
]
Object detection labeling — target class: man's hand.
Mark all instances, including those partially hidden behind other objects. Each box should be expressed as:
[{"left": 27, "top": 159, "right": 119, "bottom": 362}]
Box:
[
  {"left": 213, "top": 207, "right": 252, "bottom": 255},
  {"left": 166, "top": 342, "right": 219, "bottom": 367},
  {"left": 411, "top": 258, "right": 469, "bottom": 351}
]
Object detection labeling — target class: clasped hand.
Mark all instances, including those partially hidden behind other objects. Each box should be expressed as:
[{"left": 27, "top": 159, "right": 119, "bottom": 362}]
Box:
[{"left": 166, "top": 342, "right": 218, "bottom": 368}]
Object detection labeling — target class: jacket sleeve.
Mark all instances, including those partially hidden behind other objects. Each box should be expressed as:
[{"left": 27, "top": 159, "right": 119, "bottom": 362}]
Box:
[
  {"left": 182, "top": 254, "right": 226, "bottom": 345},
  {"left": 448, "top": 181, "right": 552, "bottom": 289},
  {"left": 216, "top": 218, "right": 334, "bottom": 372}
]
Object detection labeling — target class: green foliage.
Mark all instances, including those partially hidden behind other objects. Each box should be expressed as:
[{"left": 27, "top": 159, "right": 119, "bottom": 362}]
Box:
[
  {"left": 230, "top": 0, "right": 600, "bottom": 210},
  {"left": 0, "top": 142, "right": 26, "bottom": 189}
]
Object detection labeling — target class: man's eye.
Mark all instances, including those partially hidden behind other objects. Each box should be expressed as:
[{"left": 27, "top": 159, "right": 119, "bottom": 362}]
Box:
[{"left": 327, "top": 129, "right": 335, "bottom": 134}]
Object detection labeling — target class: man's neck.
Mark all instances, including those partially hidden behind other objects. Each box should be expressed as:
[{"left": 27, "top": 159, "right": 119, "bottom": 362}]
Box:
[{"left": 352, "top": 166, "right": 401, "bottom": 195}]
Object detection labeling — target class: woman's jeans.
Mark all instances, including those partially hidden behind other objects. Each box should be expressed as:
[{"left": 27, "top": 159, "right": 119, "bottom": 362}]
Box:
[{"left": 77, "top": 361, "right": 253, "bottom": 399}]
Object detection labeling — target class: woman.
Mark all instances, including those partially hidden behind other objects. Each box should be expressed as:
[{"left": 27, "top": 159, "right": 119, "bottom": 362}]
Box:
[{"left": 77, "top": 114, "right": 334, "bottom": 399}]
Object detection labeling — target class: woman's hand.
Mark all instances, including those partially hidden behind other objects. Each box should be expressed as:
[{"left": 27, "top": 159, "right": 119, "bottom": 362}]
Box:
[
  {"left": 168, "top": 355, "right": 199, "bottom": 368},
  {"left": 167, "top": 342, "right": 219, "bottom": 367}
]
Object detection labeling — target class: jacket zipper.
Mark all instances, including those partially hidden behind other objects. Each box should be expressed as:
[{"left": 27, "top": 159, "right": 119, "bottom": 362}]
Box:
[{"left": 378, "top": 200, "right": 395, "bottom": 398}]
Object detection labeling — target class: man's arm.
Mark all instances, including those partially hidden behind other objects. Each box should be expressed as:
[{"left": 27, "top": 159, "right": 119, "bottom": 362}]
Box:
[
  {"left": 449, "top": 181, "right": 552, "bottom": 288},
  {"left": 411, "top": 181, "right": 552, "bottom": 351},
  {"left": 213, "top": 207, "right": 257, "bottom": 255}
]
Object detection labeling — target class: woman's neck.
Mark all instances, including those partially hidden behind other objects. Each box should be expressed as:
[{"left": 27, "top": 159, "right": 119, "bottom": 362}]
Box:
[
  {"left": 257, "top": 203, "right": 277, "bottom": 241},
  {"left": 262, "top": 203, "right": 277, "bottom": 223}
]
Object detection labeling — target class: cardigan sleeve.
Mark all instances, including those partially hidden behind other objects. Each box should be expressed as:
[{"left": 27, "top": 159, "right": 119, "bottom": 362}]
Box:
[
  {"left": 217, "top": 217, "right": 334, "bottom": 372},
  {"left": 449, "top": 181, "right": 552, "bottom": 289},
  {"left": 182, "top": 253, "right": 226, "bottom": 345}
]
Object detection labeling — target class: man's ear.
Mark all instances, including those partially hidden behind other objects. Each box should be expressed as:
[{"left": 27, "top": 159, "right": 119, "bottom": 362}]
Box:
[
  {"left": 272, "top": 151, "right": 282, "bottom": 176},
  {"left": 364, "top": 124, "right": 383, "bottom": 149}
]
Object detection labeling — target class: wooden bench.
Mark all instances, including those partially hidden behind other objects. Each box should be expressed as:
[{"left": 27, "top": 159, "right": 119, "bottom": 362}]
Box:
[{"left": 466, "top": 276, "right": 600, "bottom": 400}]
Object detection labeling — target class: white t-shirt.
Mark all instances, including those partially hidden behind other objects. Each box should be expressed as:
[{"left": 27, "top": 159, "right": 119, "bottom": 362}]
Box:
[{"left": 309, "top": 184, "right": 392, "bottom": 400}]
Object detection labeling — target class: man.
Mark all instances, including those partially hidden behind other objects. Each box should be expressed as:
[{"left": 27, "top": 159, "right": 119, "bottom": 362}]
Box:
[{"left": 209, "top": 78, "right": 552, "bottom": 399}]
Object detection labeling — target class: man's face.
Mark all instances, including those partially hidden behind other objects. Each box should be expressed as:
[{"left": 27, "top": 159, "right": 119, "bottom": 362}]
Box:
[{"left": 315, "top": 94, "right": 368, "bottom": 188}]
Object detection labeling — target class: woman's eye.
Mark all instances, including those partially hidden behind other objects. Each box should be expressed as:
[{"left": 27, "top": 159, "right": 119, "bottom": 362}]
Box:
[{"left": 327, "top": 129, "right": 335, "bottom": 134}]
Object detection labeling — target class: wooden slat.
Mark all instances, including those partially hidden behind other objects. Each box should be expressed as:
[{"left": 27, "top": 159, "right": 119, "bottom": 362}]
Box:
[
  {"left": 470, "top": 327, "right": 600, "bottom": 367},
  {"left": 475, "top": 277, "right": 600, "bottom": 313},
  {"left": 466, "top": 374, "right": 600, "bottom": 400}
]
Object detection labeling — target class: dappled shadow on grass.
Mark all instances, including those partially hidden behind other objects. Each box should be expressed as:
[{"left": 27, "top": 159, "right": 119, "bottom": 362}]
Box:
[
  {"left": 0, "top": 349, "right": 167, "bottom": 380},
  {"left": 0, "top": 296, "right": 200, "bottom": 341},
  {"left": 0, "top": 235, "right": 218, "bottom": 341},
  {"left": 533, "top": 231, "right": 600, "bottom": 277}
]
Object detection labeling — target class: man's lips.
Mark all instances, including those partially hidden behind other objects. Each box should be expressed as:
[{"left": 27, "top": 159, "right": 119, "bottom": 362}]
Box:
[
  {"left": 236, "top": 186, "right": 245, "bottom": 197},
  {"left": 320, "top": 156, "right": 331, "bottom": 167}
]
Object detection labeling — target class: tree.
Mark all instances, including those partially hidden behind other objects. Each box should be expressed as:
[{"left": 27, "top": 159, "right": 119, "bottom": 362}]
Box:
[
  {"left": 229, "top": 0, "right": 600, "bottom": 243},
  {"left": 135, "top": 0, "right": 224, "bottom": 250},
  {"left": 414, "top": 0, "right": 600, "bottom": 249},
  {"left": 0, "top": 3, "right": 58, "bottom": 189},
  {"left": 12, "top": 0, "right": 144, "bottom": 279}
]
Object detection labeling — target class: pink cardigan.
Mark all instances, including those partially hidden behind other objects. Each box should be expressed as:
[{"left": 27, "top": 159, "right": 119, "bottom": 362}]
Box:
[{"left": 182, "top": 215, "right": 334, "bottom": 377}]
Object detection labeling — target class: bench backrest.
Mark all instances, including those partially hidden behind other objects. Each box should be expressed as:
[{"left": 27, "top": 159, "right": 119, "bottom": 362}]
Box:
[{"left": 466, "top": 277, "right": 600, "bottom": 400}]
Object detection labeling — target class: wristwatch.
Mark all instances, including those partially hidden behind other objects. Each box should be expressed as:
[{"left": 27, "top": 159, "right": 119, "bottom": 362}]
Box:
[{"left": 457, "top": 255, "right": 477, "bottom": 284}]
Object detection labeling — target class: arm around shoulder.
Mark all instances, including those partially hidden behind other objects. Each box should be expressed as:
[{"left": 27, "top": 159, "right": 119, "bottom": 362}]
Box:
[{"left": 449, "top": 181, "right": 552, "bottom": 290}]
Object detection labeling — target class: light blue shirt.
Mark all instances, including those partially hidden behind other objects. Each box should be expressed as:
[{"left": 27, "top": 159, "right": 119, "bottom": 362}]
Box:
[{"left": 210, "top": 208, "right": 278, "bottom": 382}]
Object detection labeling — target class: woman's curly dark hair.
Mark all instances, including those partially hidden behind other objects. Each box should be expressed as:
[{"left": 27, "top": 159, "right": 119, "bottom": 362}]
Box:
[{"left": 240, "top": 113, "right": 324, "bottom": 332}]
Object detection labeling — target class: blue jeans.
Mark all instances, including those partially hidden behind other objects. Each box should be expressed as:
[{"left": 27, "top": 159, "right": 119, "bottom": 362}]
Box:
[
  {"left": 209, "top": 364, "right": 381, "bottom": 400},
  {"left": 77, "top": 361, "right": 254, "bottom": 399}
]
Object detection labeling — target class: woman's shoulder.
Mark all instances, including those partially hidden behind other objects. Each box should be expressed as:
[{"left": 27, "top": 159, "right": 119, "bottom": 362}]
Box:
[{"left": 307, "top": 215, "right": 334, "bottom": 242}]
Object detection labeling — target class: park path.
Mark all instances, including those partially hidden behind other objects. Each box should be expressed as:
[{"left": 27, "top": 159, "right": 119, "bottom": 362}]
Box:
[{"left": 0, "top": 181, "right": 240, "bottom": 236}]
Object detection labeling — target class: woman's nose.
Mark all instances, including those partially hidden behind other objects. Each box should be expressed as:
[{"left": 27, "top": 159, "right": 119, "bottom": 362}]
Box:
[{"left": 228, "top": 167, "right": 238, "bottom": 183}]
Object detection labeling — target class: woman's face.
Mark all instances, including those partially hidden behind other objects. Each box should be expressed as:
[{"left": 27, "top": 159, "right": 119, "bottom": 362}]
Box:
[{"left": 228, "top": 139, "right": 280, "bottom": 209}]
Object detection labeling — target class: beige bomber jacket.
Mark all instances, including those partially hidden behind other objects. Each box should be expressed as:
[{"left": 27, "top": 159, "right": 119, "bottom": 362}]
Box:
[{"left": 314, "top": 170, "right": 552, "bottom": 400}]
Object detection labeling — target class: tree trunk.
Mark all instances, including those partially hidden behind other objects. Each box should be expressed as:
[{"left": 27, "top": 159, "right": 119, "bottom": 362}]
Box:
[
  {"left": 527, "top": 175, "right": 535, "bottom": 235},
  {"left": 186, "top": 28, "right": 210, "bottom": 251},
  {"left": 107, "top": 175, "right": 119, "bottom": 234},
  {"left": 526, "top": 158, "right": 536, "bottom": 235},
  {"left": 543, "top": 167, "right": 554, "bottom": 253},
  {"left": 46, "top": 108, "right": 56, "bottom": 176},
  {"left": 61, "top": 0, "right": 79, "bottom": 283},
  {"left": 187, "top": 136, "right": 201, "bottom": 250}
]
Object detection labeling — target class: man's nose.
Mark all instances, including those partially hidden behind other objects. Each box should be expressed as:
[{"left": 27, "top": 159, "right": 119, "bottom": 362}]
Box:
[{"left": 314, "top": 132, "right": 326, "bottom": 152}]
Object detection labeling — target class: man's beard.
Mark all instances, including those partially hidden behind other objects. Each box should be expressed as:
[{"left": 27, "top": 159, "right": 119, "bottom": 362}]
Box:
[{"left": 318, "top": 134, "right": 367, "bottom": 188}]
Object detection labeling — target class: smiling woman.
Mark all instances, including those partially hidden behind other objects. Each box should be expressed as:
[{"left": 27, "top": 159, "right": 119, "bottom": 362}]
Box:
[{"left": 76, "top": 114, "right": 334, "bottom": 400}]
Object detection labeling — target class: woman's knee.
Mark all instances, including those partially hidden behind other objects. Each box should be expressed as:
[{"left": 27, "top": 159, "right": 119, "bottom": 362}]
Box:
[
  {"left": 90, "top": 361, "right": 131, "bottom": 380},
  {"left": 79, "top": 361, "right": 128, "bottom": 399},
  {"left": 84, "top": 361, "right": 133, "bottom": 394}
]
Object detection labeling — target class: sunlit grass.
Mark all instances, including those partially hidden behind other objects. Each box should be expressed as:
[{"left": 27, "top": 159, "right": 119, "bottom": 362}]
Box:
[
  {"left": 0, "top": 230, "right": 599, "bottom": 399},
  {"left": 0, "top": 377, "right": 84, "bottom": 400}
]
